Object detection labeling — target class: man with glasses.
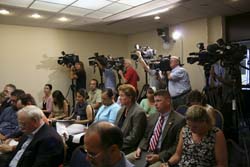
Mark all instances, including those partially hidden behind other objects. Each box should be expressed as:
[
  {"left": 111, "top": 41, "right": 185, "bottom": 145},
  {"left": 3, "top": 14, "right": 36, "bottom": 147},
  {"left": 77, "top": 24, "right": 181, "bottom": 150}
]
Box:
[{"left": 84, "top": 121, "right": 134, "bottom": 167}]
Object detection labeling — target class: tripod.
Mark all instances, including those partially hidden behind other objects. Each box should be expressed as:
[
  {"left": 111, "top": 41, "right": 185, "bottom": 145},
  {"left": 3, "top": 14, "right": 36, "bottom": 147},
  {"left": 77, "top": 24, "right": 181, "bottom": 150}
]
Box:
[
  {"left": 65, "top": 79, "right": 76, "bottom": 113},
  {"left": 137, "top": 70, "right": 150, "bottom": 102}
]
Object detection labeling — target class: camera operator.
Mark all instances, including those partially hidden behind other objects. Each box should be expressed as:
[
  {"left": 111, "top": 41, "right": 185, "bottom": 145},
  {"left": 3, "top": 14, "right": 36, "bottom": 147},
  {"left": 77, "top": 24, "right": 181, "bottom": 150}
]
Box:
[
  {"left": 118, "top": 59, "right": 140, "bottom": 92},
  {"left": 70, "top": 61, "right": 86, "bottom": 90},
  {"left": 136, "top": 51, "right": 165, "bottom": 89},
  {"left": 167, "top": 56, "right": 191, "bottom": 109},
  {"left": 96, "top": 58, "right": 116, "bottom": 91}
]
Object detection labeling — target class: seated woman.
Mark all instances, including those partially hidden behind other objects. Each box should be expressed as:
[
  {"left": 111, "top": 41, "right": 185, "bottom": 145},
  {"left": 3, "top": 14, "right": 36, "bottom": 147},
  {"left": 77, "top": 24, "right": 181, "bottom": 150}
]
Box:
[
  {"left": 139, "top": 87, "right": 157, "bottom": 117},
  {"left": 49, "top": 90, "right": 69, "bottom": 121},
  {"left": 41, "top": 84, "right": 53, "bottom": 118},
  {"left": 187, "top": 90, "right": 216, "bottom": 126},
  {"left": 161, "top": 105, "right": 227, "bottom": 167},
  {"left": 57, "top": 89, "right": 93, "bottom": 138}
]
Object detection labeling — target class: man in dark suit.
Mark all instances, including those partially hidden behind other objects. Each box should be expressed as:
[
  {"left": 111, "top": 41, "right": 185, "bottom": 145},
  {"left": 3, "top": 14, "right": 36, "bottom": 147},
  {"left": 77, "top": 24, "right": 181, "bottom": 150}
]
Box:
[
  {"left": 126, "top": 90, "right": 185, "bottom": 167},
  {"left": 7, "top": 105, "right": 64, "bottom": 167},
  {"left": 114, "top": 84, "right": 147, "bottom": 154}
]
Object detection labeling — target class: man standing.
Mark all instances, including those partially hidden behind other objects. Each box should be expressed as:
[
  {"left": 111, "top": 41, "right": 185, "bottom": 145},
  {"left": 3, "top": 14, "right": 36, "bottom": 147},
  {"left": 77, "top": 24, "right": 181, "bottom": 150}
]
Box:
[
  {"left": 84, "top": 121, "right": 134, "bottom": 167},
  {"left": 167, "top": 56, "right": 191, "bottom": 109},
  {"left": 118, "top": 59, "right": 140, "bottom": 92},
  {"left": 7, "top": 105, "right": 64, "bottom": 167},
  {"left": 126, "top": 90, "right": 185, "bottom": 167}
]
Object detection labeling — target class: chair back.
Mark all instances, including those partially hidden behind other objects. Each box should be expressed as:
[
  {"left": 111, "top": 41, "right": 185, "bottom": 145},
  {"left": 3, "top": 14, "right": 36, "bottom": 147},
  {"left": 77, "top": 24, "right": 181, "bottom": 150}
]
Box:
[
  {"left": 214, "top": 109, "right": 224, "bottom": 130},
  {"left": 176, "top": 105, "right": 188, "bottom": 116}
]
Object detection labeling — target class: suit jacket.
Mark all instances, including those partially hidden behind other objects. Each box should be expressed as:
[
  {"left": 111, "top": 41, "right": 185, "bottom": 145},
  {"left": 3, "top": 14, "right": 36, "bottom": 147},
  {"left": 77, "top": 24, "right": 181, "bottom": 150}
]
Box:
[
  {"left": 7, "top": 124, "right": 64, "bottom": 167},
  {"left": 138, "top": 111, "right": 185, "bottom": 161},
  {"left": 114, "top": 103, "right": 147, "bottom": 154}
]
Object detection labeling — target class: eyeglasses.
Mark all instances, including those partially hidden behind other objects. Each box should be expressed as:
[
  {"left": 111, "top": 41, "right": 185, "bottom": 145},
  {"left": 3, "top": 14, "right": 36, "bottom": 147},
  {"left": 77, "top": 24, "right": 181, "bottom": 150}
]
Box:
[{"left": 83, "top": 146, "right": 103, "bottom": 159}]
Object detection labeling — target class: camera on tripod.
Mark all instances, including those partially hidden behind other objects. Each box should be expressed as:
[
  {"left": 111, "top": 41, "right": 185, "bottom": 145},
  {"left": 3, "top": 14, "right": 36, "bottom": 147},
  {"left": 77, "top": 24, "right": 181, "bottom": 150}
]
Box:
[
  {"left": 57, "top": 51, "right": 79, "bottom": 68},
  {"left": 148, "top": 55, "right": 172, "bottom": 72},
  {"left": 131, "top": 44, "right": 156, "bottom": 61},
  {"left": 187, "top": 39, "right": 247, "bottom": 68},
  {"left": 88, "top": 52, "right": 108, "bottom": 66},
  {"left": 88, "top": 53, "right": 124, "bottom": 71}
]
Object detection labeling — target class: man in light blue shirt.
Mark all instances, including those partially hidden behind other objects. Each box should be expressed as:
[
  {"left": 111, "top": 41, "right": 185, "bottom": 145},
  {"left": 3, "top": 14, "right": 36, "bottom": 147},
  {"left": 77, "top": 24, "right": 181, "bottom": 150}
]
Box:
[
  {"left": 167, "top": 56, "right": 191, "bottom": 109},
  {"left": 94, "top": 88, "right": 120, "bottom": 123}
]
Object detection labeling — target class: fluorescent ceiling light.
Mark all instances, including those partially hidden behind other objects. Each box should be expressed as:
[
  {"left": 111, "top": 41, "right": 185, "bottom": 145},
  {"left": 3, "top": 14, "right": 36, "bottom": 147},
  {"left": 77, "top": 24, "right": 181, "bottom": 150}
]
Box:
[
  {"left": 39, "top": 0, "right": 76, "bottom": 5},
  {"left": 61, "top": 6, "right": 93, "bottom": 16},
  {"left": 119, "top": 0, "right": 152, "bottom": 6},
  {"left": 86, "top": 11, "right": 112, "bottom": 19},
  {"left": 140, "top": 7, "right": 170, "bottom": 17},
  {"left": 72, "top": 0, "right": 112, "bottom": 10},
  {"left": 0, "top": 0, "right": 33, "bottom": 8},
  {"left": 58, "top": 16, "right": 69, "bottom": 21},
  {"left": 30, "top": 1, "right": 66, "bottom": 12},
  {"left": 100, "top": 3, "right": 132, "bottom": 14},
  {"left": 0, "top": 9, "right": 10, "bottom": 15},
  {"left": 30, "top": 13, "right": 42, "bottom": 19}
]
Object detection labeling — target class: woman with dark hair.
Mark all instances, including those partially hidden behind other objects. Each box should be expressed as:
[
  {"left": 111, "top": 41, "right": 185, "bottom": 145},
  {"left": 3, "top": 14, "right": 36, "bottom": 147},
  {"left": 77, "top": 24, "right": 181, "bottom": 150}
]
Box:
[
  {"left": 139, "top": 87, "right": 157, "bottom": 117},
  {"left": 65, "top": 88, "right": 93, "bottom": 125},
  {"left": 161, "top": 105, "right": 227, "bottom": 167},
  {"left": 42, "top": 84, "right": 53, "bottom": 117},
  {"left": 49, "top": 90, "right": 69, "bottom": 120},
  {"left": 71, "top": 61, "right": 86, "bottom": 90}
]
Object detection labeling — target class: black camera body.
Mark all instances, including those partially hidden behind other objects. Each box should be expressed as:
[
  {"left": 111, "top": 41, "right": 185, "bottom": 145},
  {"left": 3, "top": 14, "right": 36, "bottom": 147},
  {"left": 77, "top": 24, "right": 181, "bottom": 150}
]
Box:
[
  {"left": 57, "top": 51, "right": 79, "bottom": 67},
  {"left": 88, "top": 52, "right": 108, "bottom": 66},
  {"left": 107, "top": 57, "right": 124, "bottom": 71},
  {"left": 187, "top": 39, "right": 247, "bottom": 68},
  {"left": 148, "top": 55, "right": 171, "bottom": 72},
  {"left": 131, "top": 44, "right": 156, "bottom": 61}
]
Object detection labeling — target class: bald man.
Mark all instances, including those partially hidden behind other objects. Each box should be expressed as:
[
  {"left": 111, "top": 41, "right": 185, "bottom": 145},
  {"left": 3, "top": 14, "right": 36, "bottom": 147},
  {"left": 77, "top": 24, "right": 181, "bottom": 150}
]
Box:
[
  {"left": 84, "top": 121, "right": 134, "bottom": 167},
  {"left": 166, "top": 56, "right": 191, "bottom": 109}
]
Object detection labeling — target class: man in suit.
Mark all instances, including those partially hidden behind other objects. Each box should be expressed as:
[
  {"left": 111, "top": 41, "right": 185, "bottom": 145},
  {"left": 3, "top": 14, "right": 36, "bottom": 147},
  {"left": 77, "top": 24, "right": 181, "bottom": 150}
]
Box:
[
  {"left": 114, "top": 84, "right": 147, "bottom": 154},
  {"left": 7, "top": 105, "right": 64, "bottom": 167},
  {"left": 126, "top": 89, "right": 185, "bottom": 167}
]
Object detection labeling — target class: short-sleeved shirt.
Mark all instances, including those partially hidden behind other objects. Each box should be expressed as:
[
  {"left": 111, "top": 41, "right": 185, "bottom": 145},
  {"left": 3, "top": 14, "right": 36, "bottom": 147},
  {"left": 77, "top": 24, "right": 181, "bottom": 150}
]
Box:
[
  {"left": 87, "top": 89, "right": 102, "bottom": 106},
  {"left": 168, "top": 65, "right": 191, "bottom": 97},
  {"left": 139, "top": 99, "right": 157, "bottom": 116},
  {"left": 94, "top": 103, "right": 121, "bottom": 123},
  {"left": 124, "top": 67, "right": 139, "bottom": 89}
]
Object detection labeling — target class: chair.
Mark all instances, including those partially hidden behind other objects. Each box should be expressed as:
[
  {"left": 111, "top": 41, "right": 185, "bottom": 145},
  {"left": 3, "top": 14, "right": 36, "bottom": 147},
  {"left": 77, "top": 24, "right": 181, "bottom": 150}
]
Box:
[
  {"left": 214, "top": 109, "right": 224, "bottom": 130},
  {"left": 176, "top": 105, "right": 188, "bottom": 116}
]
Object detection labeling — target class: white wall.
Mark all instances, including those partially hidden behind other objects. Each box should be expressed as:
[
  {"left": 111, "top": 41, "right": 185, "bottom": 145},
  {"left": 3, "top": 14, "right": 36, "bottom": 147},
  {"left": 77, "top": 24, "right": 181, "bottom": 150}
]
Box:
[{"left": 0, "top": 24, "right": 128, "bottom": 105}]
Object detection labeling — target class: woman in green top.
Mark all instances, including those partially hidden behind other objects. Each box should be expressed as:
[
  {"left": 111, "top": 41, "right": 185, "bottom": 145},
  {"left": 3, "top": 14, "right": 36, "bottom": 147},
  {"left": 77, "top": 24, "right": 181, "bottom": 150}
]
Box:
[{"left": 140, "top": 87, "right": 157, "bottom": 117}]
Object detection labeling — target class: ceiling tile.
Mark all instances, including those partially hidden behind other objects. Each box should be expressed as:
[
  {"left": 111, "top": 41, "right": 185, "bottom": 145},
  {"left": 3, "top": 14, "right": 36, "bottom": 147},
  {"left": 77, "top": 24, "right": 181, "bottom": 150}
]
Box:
[
  {"left": 0, "top": 0, "right": 33, "bottom": 8},
  {"left": 39, "top": 0, "right": 76, "bottom": 5},
  {"left": 86, "top": 11, "right": 112, "bottom": 19},
  {"left": 72, "top": 0, "right": 112, "bottom": 10},
  {"left": 119, "top": 0, "right": 153, "bottom": 6},
  {"left": 30, "top": 1, "right": 66, "bottom": 12},
  {"left": 61, "top": 6, "right": 93, "bottom": 16},
  {"left": 100, "top": 2, "right": 132, "bottom": 14}
]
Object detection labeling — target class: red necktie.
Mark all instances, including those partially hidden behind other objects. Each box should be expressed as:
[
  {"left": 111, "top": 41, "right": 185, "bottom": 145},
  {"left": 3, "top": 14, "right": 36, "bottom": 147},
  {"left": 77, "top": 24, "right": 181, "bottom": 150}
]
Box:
[{"left": 149, "top": 115, "right": 165, "bottom": 152}]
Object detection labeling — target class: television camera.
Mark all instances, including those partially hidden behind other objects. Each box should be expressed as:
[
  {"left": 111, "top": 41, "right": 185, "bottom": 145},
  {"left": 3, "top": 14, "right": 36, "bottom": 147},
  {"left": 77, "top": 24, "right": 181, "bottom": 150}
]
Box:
[
  {"left": 57, "top": 51, "right": 79, "bottom": 68},
  {"left": 131, "top": 44, "right": 156, "bottom": 61},
  {"left": 148, "top": 55, "right": 172, "bottom": 72},
  {"left": 88, "top": 52, "right": 124, "bottom": 71},
  {"left": 187, "top": 39, "right": 247, "bottom": 69}
]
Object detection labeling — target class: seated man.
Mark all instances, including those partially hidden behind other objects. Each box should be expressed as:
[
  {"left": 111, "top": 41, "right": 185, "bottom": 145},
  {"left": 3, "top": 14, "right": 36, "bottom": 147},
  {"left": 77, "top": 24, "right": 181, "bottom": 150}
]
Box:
[
  {"left": 0, "top": 89, "right": 25, "bottom": 140},
  {"left": 114, "top": 84, "right": 147, "bottom": 154},
  {"left": 126, "top": 90, "right": 185, "bottom": 167},
  {"left": 94, "top": 88, "right": 121, "bottom": 124},
  {"left": 84, "top": 121, "right": 134, "bottom": 167},
  {"left": 87, "top": 79, "right": 102, "bottom": 112},
  {"left": 7, "top": 105, "right": 64, "bottom": 167}
]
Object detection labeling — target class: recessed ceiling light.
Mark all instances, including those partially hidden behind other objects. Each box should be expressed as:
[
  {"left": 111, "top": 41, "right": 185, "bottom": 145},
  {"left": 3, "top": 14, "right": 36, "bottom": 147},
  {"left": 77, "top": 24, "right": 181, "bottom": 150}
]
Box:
[
  {"left": 0, "top": 9, "right": 10, "bottom": 15},
  {"left": 31, "top": 13, "right": 42, "bottom": 19},
  {"left": 58, "top": 16, "right": 69, "bottom": 22},
  {"left": 154, "top": 15, "right": 160, "bottom": 20}
]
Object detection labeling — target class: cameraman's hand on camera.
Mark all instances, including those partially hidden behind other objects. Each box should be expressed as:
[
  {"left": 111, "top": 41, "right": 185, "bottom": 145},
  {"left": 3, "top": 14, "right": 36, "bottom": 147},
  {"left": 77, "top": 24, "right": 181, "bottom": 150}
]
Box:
[{"left": 136, "top": 51, "right": 142, "bottom": 59}]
